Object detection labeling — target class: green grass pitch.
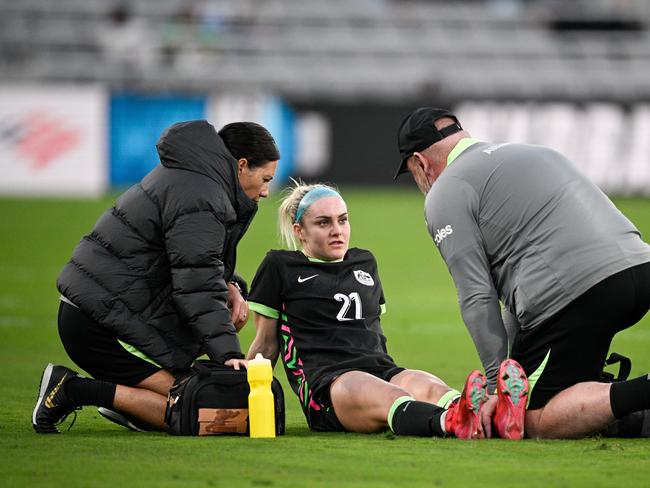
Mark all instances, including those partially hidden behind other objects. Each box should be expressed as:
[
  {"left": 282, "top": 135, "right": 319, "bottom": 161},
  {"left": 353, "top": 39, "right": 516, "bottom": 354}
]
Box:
[{"left": 1, "top": 188, "right": 649, "bottom": 487}]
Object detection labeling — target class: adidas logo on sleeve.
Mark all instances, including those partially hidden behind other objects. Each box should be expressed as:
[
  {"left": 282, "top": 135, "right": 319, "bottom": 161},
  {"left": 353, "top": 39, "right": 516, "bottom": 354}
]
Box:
[{"left": 434, "top": 225, "right": 453, "bottom": 246}]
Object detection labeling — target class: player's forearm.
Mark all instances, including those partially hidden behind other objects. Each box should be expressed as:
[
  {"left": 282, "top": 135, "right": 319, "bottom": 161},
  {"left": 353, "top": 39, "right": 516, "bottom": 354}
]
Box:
[
  {"left": 461, "top": 298, "right": 509, "bottom": 391},
  {"left": 246, "top": 337, "right": 279, "bottom": 367}
]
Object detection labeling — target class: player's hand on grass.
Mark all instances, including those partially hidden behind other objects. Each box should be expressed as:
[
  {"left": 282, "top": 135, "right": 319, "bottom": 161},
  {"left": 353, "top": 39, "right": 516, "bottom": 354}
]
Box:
[
  {"left": 480, "top": 395, "right": 498, "bottom": 438},
  {"left": 227, "top": 282, "right": 249, "bottom": 332},
  {"left": 225, "top": 358, "right": 248, "bottom": 370}
]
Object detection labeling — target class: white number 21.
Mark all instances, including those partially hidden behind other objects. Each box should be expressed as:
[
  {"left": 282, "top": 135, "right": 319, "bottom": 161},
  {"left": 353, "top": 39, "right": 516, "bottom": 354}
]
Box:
[{"left": 334, "top": 292, "right": 363, "bottom": 321}]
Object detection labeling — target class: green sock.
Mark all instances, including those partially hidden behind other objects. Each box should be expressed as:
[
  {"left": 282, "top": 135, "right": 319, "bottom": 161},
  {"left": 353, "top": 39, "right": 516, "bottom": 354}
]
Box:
[{"left": 436, "top": 390, "right": 461, "bottom": 409}]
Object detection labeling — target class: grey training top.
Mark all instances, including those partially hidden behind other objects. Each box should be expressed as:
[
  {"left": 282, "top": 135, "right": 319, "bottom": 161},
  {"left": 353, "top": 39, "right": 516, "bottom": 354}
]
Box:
[{"left": 425, "top": 139, "right": 650, "bottom": 388}]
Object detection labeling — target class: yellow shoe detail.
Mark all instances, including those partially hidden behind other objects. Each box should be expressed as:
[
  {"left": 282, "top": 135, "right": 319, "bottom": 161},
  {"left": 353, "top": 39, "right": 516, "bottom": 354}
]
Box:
[{"left": 44, "top": 373, "right": 68, "bottom": 409}]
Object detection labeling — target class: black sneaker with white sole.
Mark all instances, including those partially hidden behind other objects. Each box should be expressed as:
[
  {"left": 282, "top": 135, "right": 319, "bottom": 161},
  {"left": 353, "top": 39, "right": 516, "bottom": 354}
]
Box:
[
  {"left": 32, "top": 363, "right": 82, "bottom": 434},
  {"left": 97, "top": 407, "right": 151, "bottom": 432}
]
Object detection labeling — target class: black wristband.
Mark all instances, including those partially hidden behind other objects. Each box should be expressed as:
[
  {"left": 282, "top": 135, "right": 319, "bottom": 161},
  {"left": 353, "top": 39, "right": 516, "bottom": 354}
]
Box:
[{"left": 229, "top": 275, "right": 249, "bottom": 300}]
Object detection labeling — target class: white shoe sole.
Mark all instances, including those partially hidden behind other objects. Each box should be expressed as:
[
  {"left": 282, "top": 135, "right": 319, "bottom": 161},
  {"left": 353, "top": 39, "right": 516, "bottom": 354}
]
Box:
[
  {"left": 97, "top": 407, "right": 148, "bottom": 432},
  {"left": 32, "top": 363, "right": 54, "bottom": 427}
]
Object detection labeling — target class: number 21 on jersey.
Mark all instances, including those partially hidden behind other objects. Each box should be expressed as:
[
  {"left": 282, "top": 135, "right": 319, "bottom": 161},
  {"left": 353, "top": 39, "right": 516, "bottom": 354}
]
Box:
[{"left": 334, "top": 292, "right": 363, "bottom": 321}]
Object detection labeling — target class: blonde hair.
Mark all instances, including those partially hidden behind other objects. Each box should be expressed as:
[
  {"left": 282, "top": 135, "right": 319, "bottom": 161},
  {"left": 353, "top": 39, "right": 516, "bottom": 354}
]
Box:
[{"left": 278, "top": 179, "right": 341, "bottom": 250}]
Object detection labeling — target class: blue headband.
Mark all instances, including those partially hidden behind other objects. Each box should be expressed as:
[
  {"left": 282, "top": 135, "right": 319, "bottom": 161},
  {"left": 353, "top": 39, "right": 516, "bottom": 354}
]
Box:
[{"left": 294, "top": 187, "right": 341, "bottom": 223}]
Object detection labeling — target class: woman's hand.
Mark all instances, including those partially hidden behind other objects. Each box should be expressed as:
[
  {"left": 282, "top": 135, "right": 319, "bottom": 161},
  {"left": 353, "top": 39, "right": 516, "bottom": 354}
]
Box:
[
  {"left": 227, "top": 282, "right": 249, "bottom": 332},
  {"left": 224, "top": 358, "right": 248, "bottom": 370}
]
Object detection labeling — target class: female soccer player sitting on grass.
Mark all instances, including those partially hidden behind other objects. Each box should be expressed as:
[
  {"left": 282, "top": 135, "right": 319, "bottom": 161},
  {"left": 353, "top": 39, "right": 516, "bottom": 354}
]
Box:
[{"left": 246, "top": 182, "right": 528, "bottom": 439}]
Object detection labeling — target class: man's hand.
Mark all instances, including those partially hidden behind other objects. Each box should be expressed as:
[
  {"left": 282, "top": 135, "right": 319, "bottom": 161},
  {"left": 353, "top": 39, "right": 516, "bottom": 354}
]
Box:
[
  {"left": 224, "top": 358, "right": 248, "bottom": 370},
  {"left": 227, "top": 282, "right": 249, "bottom": 332},
  {"left": 480, "top": 394, "right": 498, "bottom": 438}
]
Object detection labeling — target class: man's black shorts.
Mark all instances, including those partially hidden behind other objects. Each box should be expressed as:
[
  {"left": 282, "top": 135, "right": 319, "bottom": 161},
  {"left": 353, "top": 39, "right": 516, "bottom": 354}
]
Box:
[
  {"left": 58, "top": 301, "right": 161, "bottom": 385},
  {"left": 306, "top": 364, "right": 405, "bottom": 432},
  {"left": 512, "top": 262, "right": 650, "bottom": 410}
]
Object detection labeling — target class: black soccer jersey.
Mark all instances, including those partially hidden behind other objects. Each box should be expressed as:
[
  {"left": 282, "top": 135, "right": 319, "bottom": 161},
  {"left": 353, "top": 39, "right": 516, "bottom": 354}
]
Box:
[{"left": 248, "top": 247, "right": 399, "bottom": 415}]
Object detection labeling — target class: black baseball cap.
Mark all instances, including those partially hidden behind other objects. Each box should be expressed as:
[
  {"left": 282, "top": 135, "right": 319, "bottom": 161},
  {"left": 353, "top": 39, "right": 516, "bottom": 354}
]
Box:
[{"left": 394, "top": 107, "right": 462, "bottom": 179}]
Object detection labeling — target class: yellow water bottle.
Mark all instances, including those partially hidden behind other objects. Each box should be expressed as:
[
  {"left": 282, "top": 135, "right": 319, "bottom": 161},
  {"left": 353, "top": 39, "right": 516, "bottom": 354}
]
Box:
[{"left": 247, "top": 353, "right": 275, "bottom": 438}]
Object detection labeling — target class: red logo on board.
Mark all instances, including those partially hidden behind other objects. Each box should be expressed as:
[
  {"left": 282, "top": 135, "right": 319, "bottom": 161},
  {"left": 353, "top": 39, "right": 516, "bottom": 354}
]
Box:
[{"left": 0, "top": 111, "right": 82, "bottom": 170}]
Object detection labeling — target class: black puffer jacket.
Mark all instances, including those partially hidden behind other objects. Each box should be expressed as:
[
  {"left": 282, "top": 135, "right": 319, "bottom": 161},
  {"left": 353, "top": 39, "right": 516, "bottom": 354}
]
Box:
[{"left": 57, "top": 120, "right": 257, "bottom": 371}]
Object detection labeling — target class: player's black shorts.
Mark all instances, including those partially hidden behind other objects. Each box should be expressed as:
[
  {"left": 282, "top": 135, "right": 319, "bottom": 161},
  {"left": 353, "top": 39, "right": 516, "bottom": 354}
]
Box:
[
  {"left": 58, "top": 301, "right": 161, "bottom": 386},
  {"left": 306, "top": 364, "right": 405, "bottom": 432},
  {"left": 512, "top": 261, "right": 650, "bottom": 410}
]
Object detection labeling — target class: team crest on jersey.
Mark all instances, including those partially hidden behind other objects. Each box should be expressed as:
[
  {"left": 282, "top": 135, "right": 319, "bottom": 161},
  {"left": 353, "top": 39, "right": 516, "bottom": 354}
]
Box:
[{"left": 353, "top": 270, "right": 374, "bottom": 286}]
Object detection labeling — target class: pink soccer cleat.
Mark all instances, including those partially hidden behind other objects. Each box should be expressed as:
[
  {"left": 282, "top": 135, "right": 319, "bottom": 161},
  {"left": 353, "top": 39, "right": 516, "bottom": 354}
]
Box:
[
  {"left": 493, "top": 358, "right": 529, "bottom": 440},
  {"left": 445, "top": 370, "right": 488, "bottom": 439}
]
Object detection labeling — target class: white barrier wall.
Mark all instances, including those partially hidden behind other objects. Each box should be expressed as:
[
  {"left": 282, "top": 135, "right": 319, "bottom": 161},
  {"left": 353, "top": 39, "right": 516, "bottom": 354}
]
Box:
[
  {"left": 0, "top": 85, "right": 107, "bottom": 197},
  {"left": 455, "top": 102, "right": 650, "bottom": 195}
]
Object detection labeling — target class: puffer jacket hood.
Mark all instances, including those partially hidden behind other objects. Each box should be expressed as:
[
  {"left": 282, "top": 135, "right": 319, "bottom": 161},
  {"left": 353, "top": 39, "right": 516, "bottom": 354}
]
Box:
[{"left": 156, "top": 119, "right": 256, "bottom": 217}]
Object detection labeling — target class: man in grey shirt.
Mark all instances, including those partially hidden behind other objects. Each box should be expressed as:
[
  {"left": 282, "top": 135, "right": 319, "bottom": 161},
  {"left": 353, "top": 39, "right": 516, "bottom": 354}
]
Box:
[{"left": 394, "top": 107, "right": 650, "bottom": 439}]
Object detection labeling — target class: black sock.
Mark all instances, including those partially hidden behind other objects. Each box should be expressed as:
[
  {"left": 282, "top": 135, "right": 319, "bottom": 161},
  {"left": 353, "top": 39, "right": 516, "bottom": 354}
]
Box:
[
  {"left": 610, "top": 374, "right": 650, "bottom": 419},
  {"left": 388, "top": 397, "right": 447, "bottom": 437},
  {"left": 64, "top": 377, "right": 116, "bottom": 409}
]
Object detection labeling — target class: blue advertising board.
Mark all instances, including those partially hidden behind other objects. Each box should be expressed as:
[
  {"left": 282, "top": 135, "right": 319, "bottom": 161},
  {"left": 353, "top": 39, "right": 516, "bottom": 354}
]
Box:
[
  {"left": 259, "top": 96, "right": 294, "bottom": 188},
  {"left": 110, "top": 93, "right": 206, "bottom": 186},
  {"left": 110, "top": 92, "right": 295, "bottom": 188}
]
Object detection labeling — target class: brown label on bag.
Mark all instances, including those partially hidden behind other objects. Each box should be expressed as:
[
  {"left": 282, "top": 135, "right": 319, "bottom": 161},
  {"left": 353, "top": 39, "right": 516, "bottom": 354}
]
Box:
[{"left": 198, "top": 408, "right": 249, "bottom": 435}]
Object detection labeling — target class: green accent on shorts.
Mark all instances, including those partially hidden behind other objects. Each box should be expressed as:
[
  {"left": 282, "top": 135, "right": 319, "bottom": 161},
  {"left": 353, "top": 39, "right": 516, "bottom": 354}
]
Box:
[
  {"left": 526, "top": 349, "right": 551, "bottom": 409},
  {"left": 447, "top": 138, "right": 479, "bottom": 165},
  {"left": 118, "top": 340, "right": 161, "bottom": 367},
  {"left": 436, "top": 389, "right": 461, "bottom": 409},
  {"left": 287, "top": 343, "right": 298, "bottom": 369},
  {"left": 380, "top": 303, "right": 386, "bottom": 315},
  {"left": 249, "top": 301, "right": 280, "bottom": 319},
  {"left": 387, "top": 395, "right": 415, "bottom": 432}
]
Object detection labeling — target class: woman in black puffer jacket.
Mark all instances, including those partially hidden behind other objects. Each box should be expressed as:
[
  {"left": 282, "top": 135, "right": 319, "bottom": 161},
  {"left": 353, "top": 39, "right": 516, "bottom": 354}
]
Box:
[{"left": 33, "top": 120, "right": 280, "bottom": 433}]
